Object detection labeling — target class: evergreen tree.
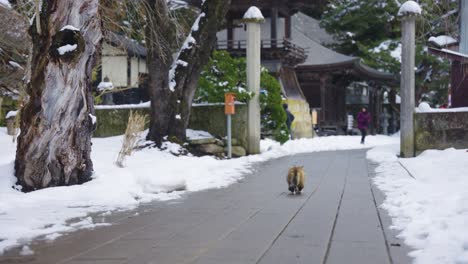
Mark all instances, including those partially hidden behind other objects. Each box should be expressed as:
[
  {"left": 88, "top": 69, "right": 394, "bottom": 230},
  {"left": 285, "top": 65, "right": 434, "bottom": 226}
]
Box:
[
  {"left": 197, "top": 51, "right": 289, "bottom": 143},
  {"left": 321, "top": 0, "right": 458, "bottom": 106}
]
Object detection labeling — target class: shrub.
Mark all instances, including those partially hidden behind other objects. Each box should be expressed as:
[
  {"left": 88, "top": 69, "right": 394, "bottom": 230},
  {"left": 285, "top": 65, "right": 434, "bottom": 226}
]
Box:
[{"left": 197, "top": 50, "right": 288, "bottom": 143}]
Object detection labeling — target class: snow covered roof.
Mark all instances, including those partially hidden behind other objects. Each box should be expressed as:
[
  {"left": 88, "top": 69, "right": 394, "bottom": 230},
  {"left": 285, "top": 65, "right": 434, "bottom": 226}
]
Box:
[
  {"left": 105, "top": 32, "right": 147, "bottom": 58},
  {"left": 428, "top": 47, "right": 468, "bottom": 63},
  {"left": 398, "top": 1, "right": 422, "bottom": 16},
  {"left": 292, "top": 27, "right": 356, "bottom": 67},
  {"left": 292, "top": 12, "right": 335, "bottom": 46},
  {"left": 292, "top": 22, "right": 396, "bottom": 81}
]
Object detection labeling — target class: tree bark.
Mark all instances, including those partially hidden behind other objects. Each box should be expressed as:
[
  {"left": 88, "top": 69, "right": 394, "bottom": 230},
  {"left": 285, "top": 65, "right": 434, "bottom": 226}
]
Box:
[
  {"left": 145, "top": 0, "right": 230, "bottom": 145},
  {"left": 15, "top": 0, "right": 101, "bottom": 192},
  {"left": 143, "top": 0, "right": 175, "bottom": 146}
]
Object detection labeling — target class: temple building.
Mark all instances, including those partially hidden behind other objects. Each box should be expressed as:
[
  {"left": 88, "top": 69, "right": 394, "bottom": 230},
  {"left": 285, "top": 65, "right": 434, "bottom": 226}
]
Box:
[
  {"left": 217, "top": 0, "right": 316, "bottom": 139},
  {"left": 218, "top": 0, "right": 399, "bottom": 136}
]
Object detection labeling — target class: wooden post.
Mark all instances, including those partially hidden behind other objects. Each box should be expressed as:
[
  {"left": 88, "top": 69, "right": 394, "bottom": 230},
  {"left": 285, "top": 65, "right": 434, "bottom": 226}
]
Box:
[
  {"left": 227, "top": 15, "right": 234, "bottom": 50},
  {"left": 398, "top": 1, "right": 421, "bottom": 157},
  {"left": 285, "top": 15, "right": 291, "bottom": 40},
  {"left": 243, "top": 7, "right": 264, "bottom": 154},
  {"left": 319, "top": 74, "right": 327, "bottom": 124},
  {"left": 271, "top": 7, "right": 278, "bottom": 48},
  {"left": 460, "top": 0, "right": 468, "bottom": 54}
]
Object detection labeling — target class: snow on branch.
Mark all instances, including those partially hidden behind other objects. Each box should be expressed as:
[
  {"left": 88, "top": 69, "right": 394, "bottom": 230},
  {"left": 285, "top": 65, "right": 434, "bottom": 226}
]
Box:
[
  {"left": 167, "top": 0, "right": 188, "bottom": 10},
  {"left": 168, "top": 11, "right": 206, "bottom": 92}
]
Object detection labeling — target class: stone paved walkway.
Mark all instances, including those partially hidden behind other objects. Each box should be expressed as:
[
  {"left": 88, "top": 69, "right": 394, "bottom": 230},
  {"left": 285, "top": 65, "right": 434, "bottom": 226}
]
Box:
[{"left": 0, "top": 149, "right": 412, "bottom": 264}]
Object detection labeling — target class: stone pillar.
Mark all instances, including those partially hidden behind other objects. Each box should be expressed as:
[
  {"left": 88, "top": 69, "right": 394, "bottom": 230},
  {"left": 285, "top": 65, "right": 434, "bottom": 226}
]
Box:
[
  {"left": 243, "top": 7, "right": 264, "bottom": 154},
  {"left": 460, "top": 0, "right": 468, "bottom": 54},
  {"left": 398, "top": 1, "right": 421, "bottom": 157}
]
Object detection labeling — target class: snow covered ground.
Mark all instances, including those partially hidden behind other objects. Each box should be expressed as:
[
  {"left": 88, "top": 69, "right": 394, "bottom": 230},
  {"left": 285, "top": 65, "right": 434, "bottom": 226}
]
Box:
[
  {"left": 368, "top": 145, "right": 468, "bottom": 264},
  {"left": 0, "top": 127, "right": 396, "bottom": 254},
  {"left": 2, "top": 127, "right": 468, "bottom": 263}
]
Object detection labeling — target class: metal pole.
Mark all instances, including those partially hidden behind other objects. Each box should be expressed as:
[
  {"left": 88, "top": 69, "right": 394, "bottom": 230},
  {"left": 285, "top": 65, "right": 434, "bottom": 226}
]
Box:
[{"left": 227, "top": 114, "right": 232, "bottom": 159}]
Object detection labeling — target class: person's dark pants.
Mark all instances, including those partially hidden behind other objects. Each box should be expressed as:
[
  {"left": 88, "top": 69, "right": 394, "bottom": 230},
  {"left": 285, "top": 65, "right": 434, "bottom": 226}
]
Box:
[{"left": 360, "top": 128, "right": 367, "bottom": 143}]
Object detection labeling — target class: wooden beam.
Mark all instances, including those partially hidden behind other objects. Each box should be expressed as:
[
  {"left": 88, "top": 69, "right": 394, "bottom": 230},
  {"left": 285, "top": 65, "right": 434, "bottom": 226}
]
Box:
[
  {"left": 285, "top": 15, "right": 291, "bottom": 39},
  {"left": 271, "top": 7, "right": 278, "bottom": 48},
  {"left": 319, "top": 73, "right": 327, "bottom": 122},
  {"left": 227, "top": 15, "right": 234, "bottom": 49}
]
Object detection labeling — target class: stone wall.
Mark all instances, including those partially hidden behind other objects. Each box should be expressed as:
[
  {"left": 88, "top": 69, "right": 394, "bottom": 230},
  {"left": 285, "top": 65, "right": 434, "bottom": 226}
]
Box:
[
  {"left": 189, "top": 104, "right": 248, "bottom": 149},
  {"left": 285, "top": 98, "right": 315, "bottom": 139},
  {"left": 414, "top": 111, "right": 468, "bottom": 154},
  {"left": 0, "top": 97, "right": 17, "bottom": 126},
  {"left": 93, "top": 104, "right": 248, "bottom": 149},
  {"left": 93, "top": 107, "right": 150, "bottom": 137}
]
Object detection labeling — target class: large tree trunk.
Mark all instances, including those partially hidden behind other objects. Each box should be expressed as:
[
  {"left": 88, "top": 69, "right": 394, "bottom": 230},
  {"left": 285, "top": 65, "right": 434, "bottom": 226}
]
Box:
[
  {"left": 144, "top": 0, "right": 176, "bottom": 146},
  {"left": 15, "top": 0, "right": 101, "bottom": 192},
  {"left": 145, "top": 0, "right": 230, "bottom": 145}
]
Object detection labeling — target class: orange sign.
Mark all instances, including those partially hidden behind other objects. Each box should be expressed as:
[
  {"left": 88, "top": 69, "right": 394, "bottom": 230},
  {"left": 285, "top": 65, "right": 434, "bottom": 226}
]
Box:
[{"left": 225, "top": 92, "right": 236, "bottom": 115}]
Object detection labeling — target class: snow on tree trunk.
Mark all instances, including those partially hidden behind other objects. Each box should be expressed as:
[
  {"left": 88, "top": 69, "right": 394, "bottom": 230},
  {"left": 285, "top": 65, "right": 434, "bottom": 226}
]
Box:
[
  {"left": 15, "top": 0, "right": 101, "bottom": 192},
  {"left": 146, "top": 0, "right": 231, "bottom": 145}
]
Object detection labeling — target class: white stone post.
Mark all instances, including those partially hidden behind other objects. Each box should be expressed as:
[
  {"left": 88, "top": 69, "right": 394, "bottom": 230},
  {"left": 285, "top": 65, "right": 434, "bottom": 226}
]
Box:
[
  {"left": 243, "top": 7, "right": 264, "bottom": 154},
  {"left": 398, "top": 1, "right": 421, "bottom": 157}
]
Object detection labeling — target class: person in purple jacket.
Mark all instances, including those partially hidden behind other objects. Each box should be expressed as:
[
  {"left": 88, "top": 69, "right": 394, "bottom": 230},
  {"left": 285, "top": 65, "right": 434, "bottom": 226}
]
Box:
[{"left": 357, "top": 107, "right": 371, "bottom": 144}]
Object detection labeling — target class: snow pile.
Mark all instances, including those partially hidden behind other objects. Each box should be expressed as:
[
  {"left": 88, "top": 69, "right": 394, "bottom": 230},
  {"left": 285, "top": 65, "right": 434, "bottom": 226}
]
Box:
[
  {"left": 97, "top": 81, "right": 114, "bottom": 91},
  {"left": 95, "top": 101, "right": 150, "bottom": 110},
  {"left": 88, "top": 114, "right": 96, "bottom": 125},
  {"left": 416, "top": 102, "right": 468, "bottom": 113},
  {"left": 8, "top": 61, "right": 23, "bottom": 69},
  {"left": 243, "top": 6, "right": 264, "bottom": 21},
  {"left": 57, "top": 44, "right": 77, "bottom": 55},
  {"left": 398, "top": 1, "right": 422, "bottom": 16},
  {"left": 416, "top": 102, "right": 432, "bottom": 112},
  {"left": 428, "top": 35, "right": 457, "bottom": 47},
  {"left": 60, "top": 25, "right": 80, "bottom": 32},
  {"left": 186, "top": 129, "right": 213, "bottom": 140},
  {"left": 368, "top": 146, "right": 468, "bottom": 264},
  {"left": 0, "top": 130, "right": 397, "bottom": 254},
  {"left": 5, "top": 110, "right": 17, "bottom": 119},
  {"left": 248, "top": 135, "right": 398, "bottom": 163},
  {"left": 0, "top": 0, "right": 11, "bottom": 8}
]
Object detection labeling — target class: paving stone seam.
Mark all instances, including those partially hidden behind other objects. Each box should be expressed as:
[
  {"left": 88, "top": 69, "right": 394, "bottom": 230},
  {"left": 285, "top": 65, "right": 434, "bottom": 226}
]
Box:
[
  {"left": 322, "top": 152, "right": 350, "bottom": 264},
  {"left": 255, "top": 152, "right": 337, "bottom": 264},
  {"left": 53, "top": 217, "right": 166, "bottom": 264},
  {"left": 367, "top": 158, "right": 394, "bottom": 264},
  {"left": 396, "top": 160, "right": 416, "bottom": 179},
  {"left": 181, "top": 208, "right": 263, "bottom": 264}
]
